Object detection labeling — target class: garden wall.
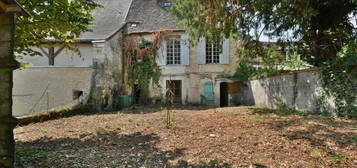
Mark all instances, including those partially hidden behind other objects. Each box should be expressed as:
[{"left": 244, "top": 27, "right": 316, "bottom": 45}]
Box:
[
  {"left": 12, "top": 67, "right": 93, "bottom": 117},
  {"left": 234, "top": 69, "right": 335, "bottom": 114}
]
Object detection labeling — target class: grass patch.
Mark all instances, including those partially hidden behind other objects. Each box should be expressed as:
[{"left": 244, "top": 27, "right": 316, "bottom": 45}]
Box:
[
  {"left": 331, "top": 154, "right": 347, "bottom": 164},
  {"left": 352, "top": 136, "right": 357, "bottom": 143},
  {"left": 251, "top": 108, "right": 308, "bottom": 116},
  {"left": 16, "top": 149, "right": 49, "bottom": 167},
  {"left": 277, "top": 120, "right": 293, "bottom": 128},
  {"left": 127, "top": 115, "right": 134, "bottom": 122}
]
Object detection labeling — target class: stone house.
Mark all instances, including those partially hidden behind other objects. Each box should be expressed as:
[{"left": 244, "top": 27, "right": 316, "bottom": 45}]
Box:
[
  {"left": 123, "top": 0, "right": 240, "bottom": 106},
  {"left": 13, "top": 0, "right": 133, "bottom": 115},
  {"left": 16, "top": 0, "right": 241, "bottom": 116}
]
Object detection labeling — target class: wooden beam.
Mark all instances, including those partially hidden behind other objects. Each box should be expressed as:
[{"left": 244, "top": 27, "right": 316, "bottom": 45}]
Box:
[
  {"left": 0, "top": 2, "right": 7, "bottom": 13},
  {"left": 0, "top": 2, "right": 22, "bottom": 14}
]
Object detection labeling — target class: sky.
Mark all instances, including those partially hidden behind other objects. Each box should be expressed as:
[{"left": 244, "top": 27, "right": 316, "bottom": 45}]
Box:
[{"left": 258, "top": 14, "right": 357, "bottom": 42}]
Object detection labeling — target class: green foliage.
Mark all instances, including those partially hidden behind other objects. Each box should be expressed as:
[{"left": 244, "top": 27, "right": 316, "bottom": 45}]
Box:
[
  {"left": 172, "top": 0, "right": 357, "bottom": 66},
  {"left": 331, "top": 154, "right": 347, "bottom": 164},
  {"left": 16, "top": 149, "right": 48, "bottom": 167},
  {"left": 321, "top": 41, "right": 357, "bottom": 119},
  {"left": 251, "top": 107, "right": 308, "bottom": 117},
  {"left": 232, "top": 59, "right": 288, "bottom": 81},
  {"left": 161, "top": 109, "right": 176, "bottom": 128},
  {"left": 131, "top": 59, "right": 160, "bottom": 92},
  {"left": 16, "top": 0, "right": 101, "bottom": 55},
  {"left": 128, "top": 39, "right": 161, "bottom": 102}
]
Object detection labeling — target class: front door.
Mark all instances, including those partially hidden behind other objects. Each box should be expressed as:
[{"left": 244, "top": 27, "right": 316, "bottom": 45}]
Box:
[
  {"left": 166, "top": 80, "right": 182, "bottom": 104},
  {"left": 220, "top": 82, "right": 228, "bottom": 107}
]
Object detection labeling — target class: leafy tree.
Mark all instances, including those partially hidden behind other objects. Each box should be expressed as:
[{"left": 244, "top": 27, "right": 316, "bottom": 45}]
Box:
[
  {"left": 16, "top": 0, "right": 100, "bottom": 57},
  {"left": 172, "top": 0, "right": 357, "bottom": 66},
  {"left": 172, "top": 0, "right": 357, "bottom": 118},
  {"left": 0, "top": 1, "right": 99, "bottom": 167},
  {"left": 321, "top": 41, "right": 357, "bottom": 118}
]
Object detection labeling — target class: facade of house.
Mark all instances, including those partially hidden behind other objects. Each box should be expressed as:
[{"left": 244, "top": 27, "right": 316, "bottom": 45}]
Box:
[
  {"left": 16, "top": 0, "right": 241, "bottom": 116},
  {"left": 13, "top": 0, "right": 133, "bottom": 115},
  {"left": 123, "top": 0, "right": 240, "bottom": 106}
]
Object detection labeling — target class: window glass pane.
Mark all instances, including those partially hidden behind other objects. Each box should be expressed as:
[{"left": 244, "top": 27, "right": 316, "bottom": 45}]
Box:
[
  {"left": 166, "top": 37, "right": 181, "bottom": 65},
  {"left": 206, "top": 39, "right": 222, "bottom": 64}
]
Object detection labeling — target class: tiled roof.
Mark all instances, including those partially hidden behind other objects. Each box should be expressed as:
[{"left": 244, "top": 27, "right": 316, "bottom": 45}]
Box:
[
  {"left": 79, "top": 0, "right": 133, "bottom": 40},
  {"left": 125, "top": 0, "right": 183, "bottom": 34}
]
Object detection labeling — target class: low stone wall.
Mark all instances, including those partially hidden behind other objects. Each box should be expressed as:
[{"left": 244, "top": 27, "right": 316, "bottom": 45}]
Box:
[
  {"left": 12, "top": 67, "right": 93, "bottom": 117},
  {"left": 234, "top": 69, "right": 335, "bottom": 114}
]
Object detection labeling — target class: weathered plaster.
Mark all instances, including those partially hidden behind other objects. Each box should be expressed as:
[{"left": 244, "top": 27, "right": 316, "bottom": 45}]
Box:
[
  {"left": 90, "top": 31, "right": 124, "bottom": 111},
  {"left": 12, "top": 67, "right": 93, "bottom": 117},
  {"left": 17, "top": 43, "right": 95, "bottom": 66},
  {"left": 126, "top": 32, "right": 240, "bottom": 106},
  {"left": 234, "top": 70, "right": 336, "bottom": 114}
]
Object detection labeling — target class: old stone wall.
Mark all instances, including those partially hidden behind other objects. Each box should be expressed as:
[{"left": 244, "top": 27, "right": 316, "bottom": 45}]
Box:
[
  {"left": 234, "top": 70, "right": 335, "bottom": 114},
  {"left": 90, "top": 31, "right": 124, "bottom": 111},
  {"left": 12, "top": 67, "right": 93, "bottom": 117}
]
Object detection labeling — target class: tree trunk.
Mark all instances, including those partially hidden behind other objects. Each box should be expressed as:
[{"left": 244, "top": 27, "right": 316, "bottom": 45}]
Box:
[{"left": 0, "top": 13, "right": 18, "bottom": 168}]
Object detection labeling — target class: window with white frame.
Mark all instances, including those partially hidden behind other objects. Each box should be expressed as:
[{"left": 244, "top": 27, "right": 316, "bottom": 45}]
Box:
[
  {"left": 166, "top": 37, "right": 181, "bottom": 65},
  {"left": 206, "top": 40, "right": 222, "bottom": 64}
]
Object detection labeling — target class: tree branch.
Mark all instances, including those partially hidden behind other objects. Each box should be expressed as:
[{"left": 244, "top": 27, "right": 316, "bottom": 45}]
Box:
[
  {"left": 39, "top": 47, "right": 49, "bottom": 57},
  {"left": 54, "top": 46, "right": 65, "bottom": 57}
]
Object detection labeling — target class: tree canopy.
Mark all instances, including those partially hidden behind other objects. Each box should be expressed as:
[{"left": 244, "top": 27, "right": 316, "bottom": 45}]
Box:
[
  {"left": 16, "top": 0, "right": 100, "bottom": 55},
  {"left": 172, "top": 0, "right": 357, "bottom": 66}
]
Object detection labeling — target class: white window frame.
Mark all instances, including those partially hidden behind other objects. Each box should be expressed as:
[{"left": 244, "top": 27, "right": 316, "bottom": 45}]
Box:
[
  {"left": 166, "top": 37, "right": 181, "bottom": 65},
  {"left": 205, "top": 40, "right": 222, "bottom": 64}
]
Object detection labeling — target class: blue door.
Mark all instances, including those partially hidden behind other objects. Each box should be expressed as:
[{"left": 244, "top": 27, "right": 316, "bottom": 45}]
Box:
[{"left": 204, "top": 81, "right": 214, "bottom": 101}]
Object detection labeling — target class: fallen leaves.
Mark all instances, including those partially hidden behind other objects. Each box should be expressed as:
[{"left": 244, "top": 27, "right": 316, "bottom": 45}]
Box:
[{"left": 14, "top": 106, "right": 357, "bottom": 168}]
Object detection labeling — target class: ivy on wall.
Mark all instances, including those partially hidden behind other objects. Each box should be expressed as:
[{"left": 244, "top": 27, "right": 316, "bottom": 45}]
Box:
[
  {"left": 321, "top": 41, "right": 357, "bottom": 119},
  {"left": 123, "top": 30, "right": 170, "bottom": 103},
  {"left": 232, "top": 42, "right": 307, "bottom": 81}
]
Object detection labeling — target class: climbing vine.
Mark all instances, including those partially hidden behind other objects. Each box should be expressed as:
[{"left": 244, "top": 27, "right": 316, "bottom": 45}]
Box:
[
  {"left": 321, "top": 41, "right": 357, "bottom": 119},
  {"left": 123, "top": 30, "right": 170, "bottom": 103}
]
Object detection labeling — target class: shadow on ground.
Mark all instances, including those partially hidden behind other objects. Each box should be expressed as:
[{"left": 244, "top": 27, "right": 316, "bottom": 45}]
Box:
[
  {"left": 249, "top": 108, "right": 357, "bottom": 164},
  {"left": 16, "top": 131, "right": 233, "bottom": 168}
]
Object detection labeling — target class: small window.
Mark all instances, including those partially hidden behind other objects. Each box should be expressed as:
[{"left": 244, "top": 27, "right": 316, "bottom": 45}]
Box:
[
  {"left": 166, "top": 37, "right": 181, "bottom": 65},
  {"left": 163, "top": 2, "right": 172, "bottom": 7},
  {"left": 73, "top": 90, "right": 83, "bottom": 100},
  {"left": 206, "top": 39, "right": 222, "bottom": 64}
]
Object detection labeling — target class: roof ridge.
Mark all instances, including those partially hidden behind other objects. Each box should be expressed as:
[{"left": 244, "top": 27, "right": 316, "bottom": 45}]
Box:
[{"left": 124, "top": 0, "right": 134, "bottom": 23}]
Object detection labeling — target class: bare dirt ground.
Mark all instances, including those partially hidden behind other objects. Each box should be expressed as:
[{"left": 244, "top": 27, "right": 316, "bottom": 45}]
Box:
[{"left": 14, "top": 106, "right": 357, "bottom": 168}]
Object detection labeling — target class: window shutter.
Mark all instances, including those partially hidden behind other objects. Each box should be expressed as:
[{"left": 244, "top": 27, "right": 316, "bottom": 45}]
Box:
[
  {"left": 156, "top": 40, "right": 166, "bottom": 66},
  {"left": 221, "top": 38, "right": 230, "bottom": 64},
  {"left": 196, "top": 37, "right": 206, "bottom": 64},
  {"left": 181, "top": 34, "right": 190, "bottom": 65}
]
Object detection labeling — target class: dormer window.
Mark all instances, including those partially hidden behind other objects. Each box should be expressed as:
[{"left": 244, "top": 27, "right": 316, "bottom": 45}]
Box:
[{"left": 163, "top": 2, "right": 172, "bottom": 7}]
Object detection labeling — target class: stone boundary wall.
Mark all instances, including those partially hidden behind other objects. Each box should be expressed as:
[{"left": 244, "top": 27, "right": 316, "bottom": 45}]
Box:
[
  {"left": 12, "top": 66, "right": 93, "bottom": 117},
  {"left": 234, "top": 69, "right": 335, "bottom": 113}
]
